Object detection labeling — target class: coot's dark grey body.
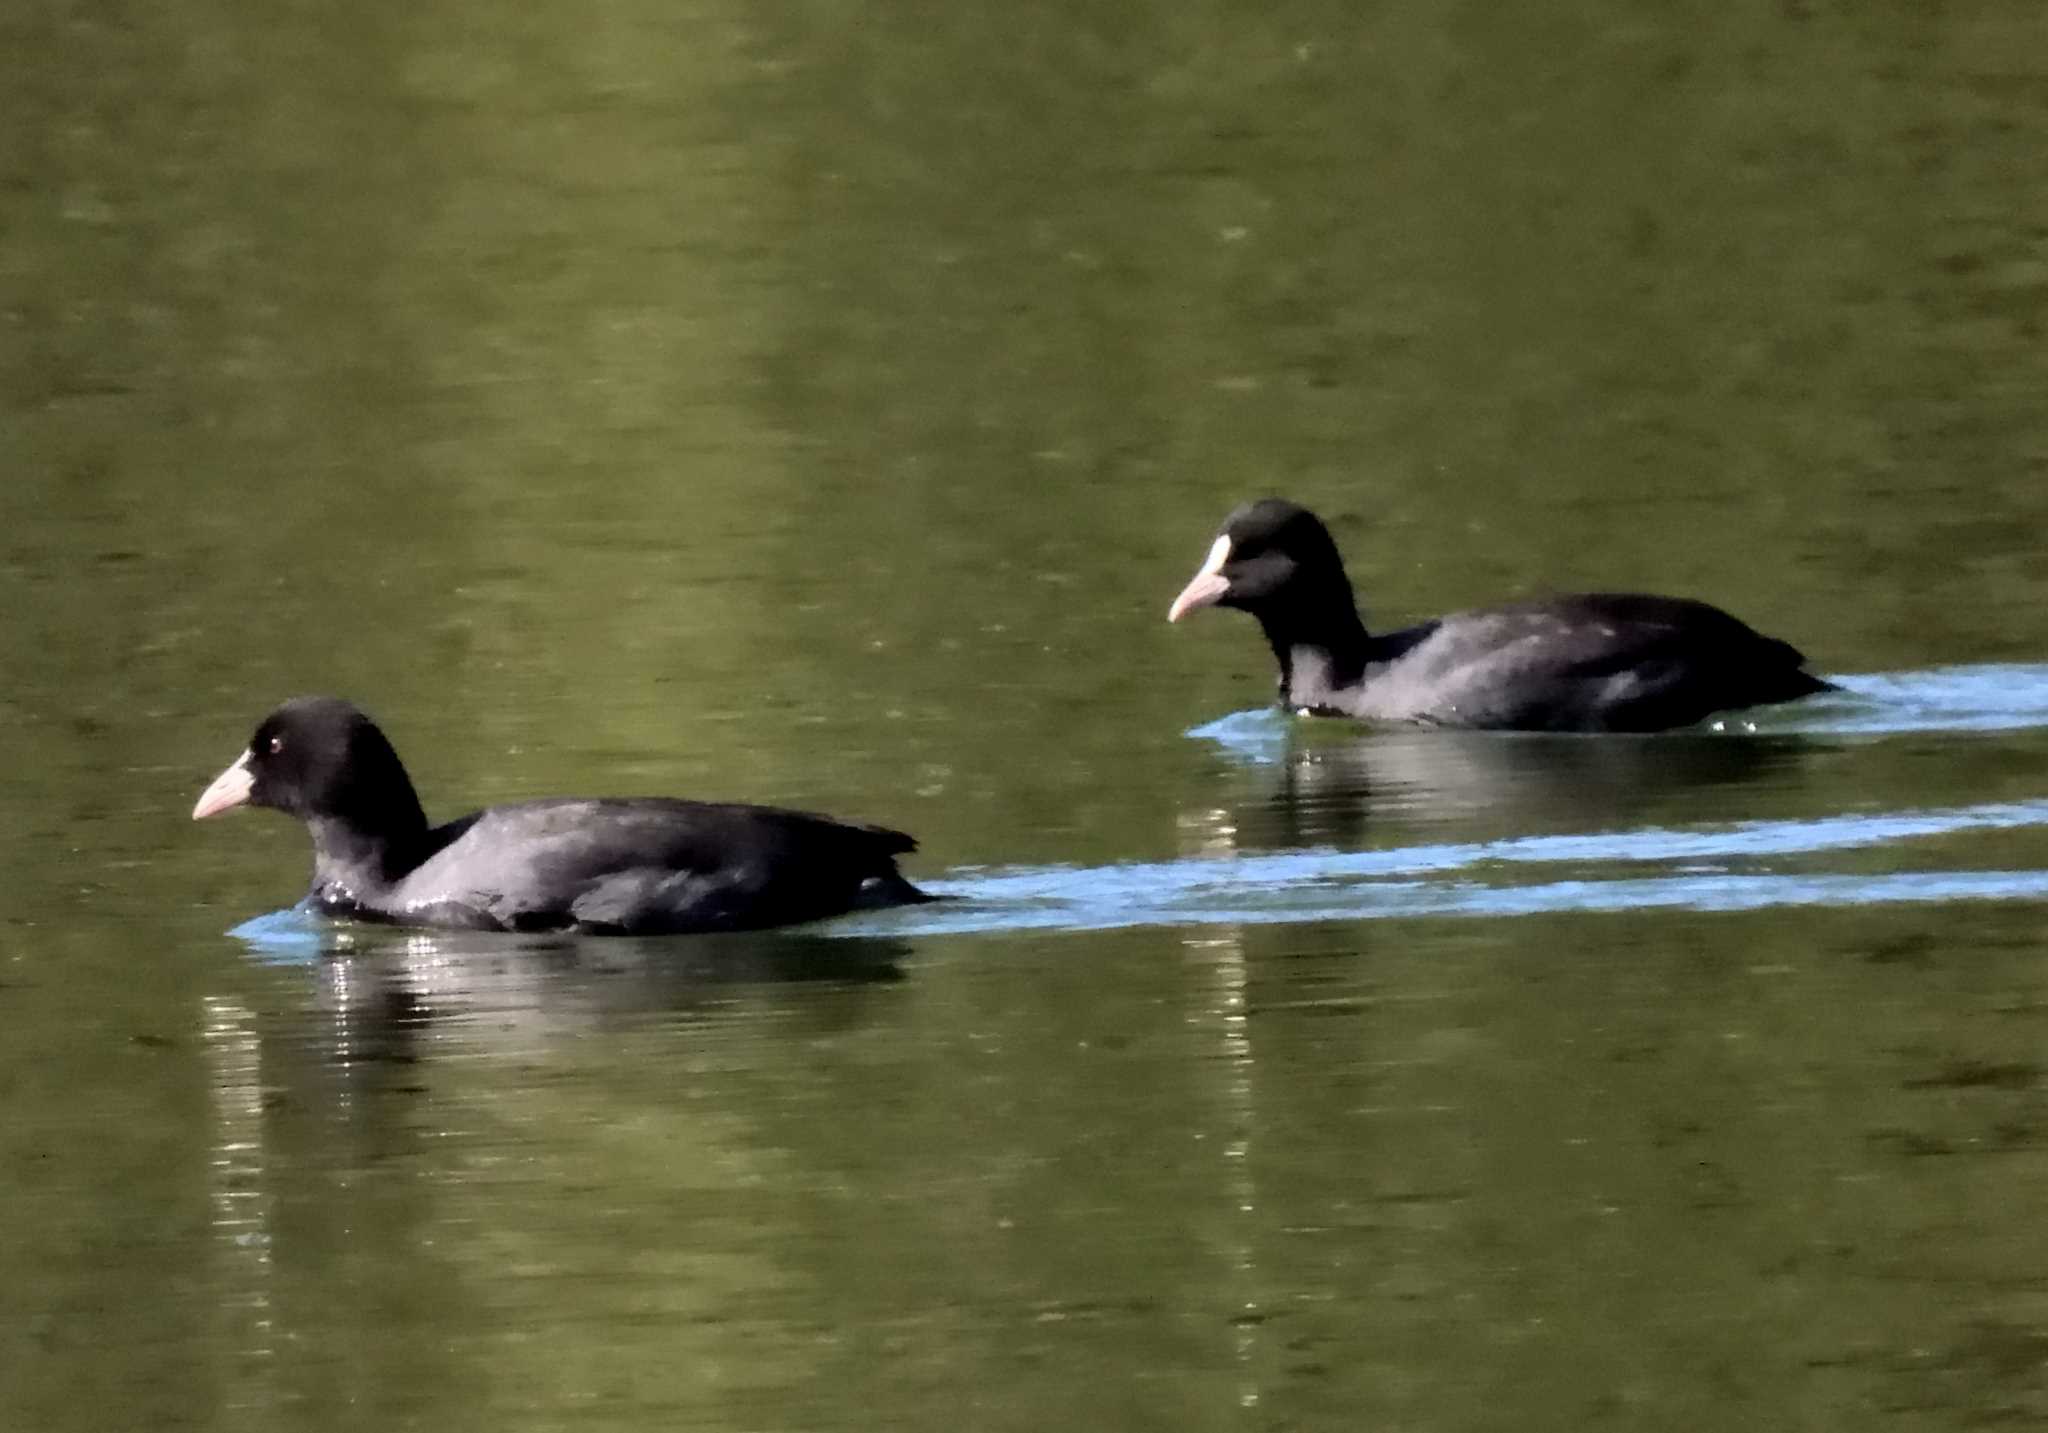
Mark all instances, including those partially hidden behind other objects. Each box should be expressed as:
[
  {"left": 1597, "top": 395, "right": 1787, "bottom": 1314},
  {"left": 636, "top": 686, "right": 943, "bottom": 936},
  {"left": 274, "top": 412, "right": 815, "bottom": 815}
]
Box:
[
  {"left": 1168, "top": 499, "right": 1831, "bottom": 733},
  {"left": 193, "top": 697, "right": 931, "bottom": 935}
]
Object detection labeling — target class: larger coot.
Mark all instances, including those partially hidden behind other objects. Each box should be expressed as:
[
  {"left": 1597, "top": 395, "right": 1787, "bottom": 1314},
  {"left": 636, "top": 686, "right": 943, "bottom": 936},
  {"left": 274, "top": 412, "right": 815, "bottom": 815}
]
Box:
[
  {"left": 193, "top": 697, "right": 933, "bottom": 934},
  {"left": 1168, "top": 499, "right": 1833, "bottom": 732}
]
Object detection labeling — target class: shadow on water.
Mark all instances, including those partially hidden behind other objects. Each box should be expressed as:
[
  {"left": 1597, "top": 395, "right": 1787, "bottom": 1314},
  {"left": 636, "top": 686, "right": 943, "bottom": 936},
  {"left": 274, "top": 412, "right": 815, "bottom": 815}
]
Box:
[
  {"left": 1193, "top": 725, "right": 1819, "bottom": 850},
  {"left": 192, "top": 928, "right": 918, "bottom": 1382},
  {"left": 235, "top": 908, "right": 906, "bottom": 981},
  {"left": 230, "top": 910, "right": 906, "bottom": 1055}
]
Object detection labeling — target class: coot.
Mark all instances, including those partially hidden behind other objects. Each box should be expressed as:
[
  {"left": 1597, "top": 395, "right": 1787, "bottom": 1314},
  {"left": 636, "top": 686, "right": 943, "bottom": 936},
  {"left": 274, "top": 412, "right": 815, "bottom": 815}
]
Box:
[
  {"left": 192, "top": 697, "right": 933, "bottom": 934},
  {"left": 1167, "top": 499, "right": 1832, "bottom": 732}
]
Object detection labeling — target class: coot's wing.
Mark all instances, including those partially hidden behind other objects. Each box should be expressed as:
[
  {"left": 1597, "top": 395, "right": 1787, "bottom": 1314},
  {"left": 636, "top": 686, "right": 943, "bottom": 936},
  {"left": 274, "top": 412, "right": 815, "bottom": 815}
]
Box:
[
  {"left": 395, "top": 799, "right": 916, "bottom": 933},
  {"left": 1375, "top": 596, "right": 1818, "bottom": 730}
]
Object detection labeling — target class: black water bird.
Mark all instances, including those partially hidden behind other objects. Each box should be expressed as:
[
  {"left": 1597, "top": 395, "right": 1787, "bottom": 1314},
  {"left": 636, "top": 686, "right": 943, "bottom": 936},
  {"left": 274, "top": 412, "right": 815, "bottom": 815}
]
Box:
[
  {"left": 1167, "top": 499, "right": 1833, "bottom": 732},
  {"left": 192, "top": 697, "right": 933, "bottom": 934}
]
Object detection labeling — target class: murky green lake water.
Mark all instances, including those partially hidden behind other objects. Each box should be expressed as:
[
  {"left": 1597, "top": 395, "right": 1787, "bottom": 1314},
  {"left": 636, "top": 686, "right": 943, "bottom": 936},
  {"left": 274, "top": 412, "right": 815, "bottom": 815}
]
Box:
[{"left": 6, "top": 2, "right": 2048, "bottom": 1429}]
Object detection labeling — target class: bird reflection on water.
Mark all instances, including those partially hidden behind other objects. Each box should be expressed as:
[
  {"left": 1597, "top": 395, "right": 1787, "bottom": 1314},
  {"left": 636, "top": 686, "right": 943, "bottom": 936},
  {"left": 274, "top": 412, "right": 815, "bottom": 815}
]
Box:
[
  {"left": 1201, "top": 724, "right": 1823, "bottom": 854},
  {"left": 229, "top": 913, "right": 907, "bottom": 1068}
]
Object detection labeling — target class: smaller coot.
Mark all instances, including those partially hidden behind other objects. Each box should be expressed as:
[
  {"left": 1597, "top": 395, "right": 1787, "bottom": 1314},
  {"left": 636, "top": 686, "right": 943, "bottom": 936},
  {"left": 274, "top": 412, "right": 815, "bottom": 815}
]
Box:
[
  {"left": 192, "top": 697, "right": 933, "bottom": 934},
  {"left": 1167, "top": 499, "right": 1833, "bottom": 732}
]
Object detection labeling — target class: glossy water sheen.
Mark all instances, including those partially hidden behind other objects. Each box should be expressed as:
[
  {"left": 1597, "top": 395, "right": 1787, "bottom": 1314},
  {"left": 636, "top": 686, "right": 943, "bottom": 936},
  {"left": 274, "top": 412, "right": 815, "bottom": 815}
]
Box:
[{"left": 7, "top": 3, "right": 2048, "bottom": 1430}]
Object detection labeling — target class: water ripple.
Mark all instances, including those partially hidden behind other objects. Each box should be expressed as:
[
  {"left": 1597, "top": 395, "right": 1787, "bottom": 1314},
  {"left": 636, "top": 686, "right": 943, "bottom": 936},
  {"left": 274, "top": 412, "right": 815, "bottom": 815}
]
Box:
[
  {"left": 229, "top": 790, "right": 2048, "bottom": 955},
  {"left": 1190, "top": 664, "right": 2048, "bottom": 764},
  {"left": 850, "top": 793, "right": 2048, "bottom": 934},
  {"left": 874, "top": 867, "right": 2048, "bottom": 935}
]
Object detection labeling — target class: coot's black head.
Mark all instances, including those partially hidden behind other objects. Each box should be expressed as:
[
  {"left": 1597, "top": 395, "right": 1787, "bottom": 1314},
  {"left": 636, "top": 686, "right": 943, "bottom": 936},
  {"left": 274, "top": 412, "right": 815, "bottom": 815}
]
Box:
[
  {"left": 1167, "top": 499, "right": 1359, "bottom": 626},
  {"left": 192, "top": 696, "right": 426, "bottom": 837}
]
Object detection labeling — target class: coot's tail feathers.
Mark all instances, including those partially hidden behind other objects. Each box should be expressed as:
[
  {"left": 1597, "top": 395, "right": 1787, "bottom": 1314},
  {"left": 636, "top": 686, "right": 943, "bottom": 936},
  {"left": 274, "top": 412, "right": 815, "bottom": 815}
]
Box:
[
  {"left": 1741, "top": 669, "right": 1836, "bottom": 710},
  {"left": 1765, "top": 657, "right": 1837, "bottom": 702},
  {"left": 854, "top": 822, "right": 920, "bottom": 856},
  {"left": 856, "top": 869, "right": 947, "bottom": 909},
  {"left": 1752, "top": 634, "right": 1837, "bottom": 703}
]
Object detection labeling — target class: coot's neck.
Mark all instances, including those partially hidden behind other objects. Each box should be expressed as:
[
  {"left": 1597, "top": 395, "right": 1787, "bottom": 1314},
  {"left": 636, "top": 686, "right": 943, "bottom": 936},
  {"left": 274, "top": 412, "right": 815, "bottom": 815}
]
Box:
[
  {"left": 303, "top": 798, "right": 429, "bottom": 909},
  {"left": 1258, "top": 603, "right": 1372, "bottom": 710}
]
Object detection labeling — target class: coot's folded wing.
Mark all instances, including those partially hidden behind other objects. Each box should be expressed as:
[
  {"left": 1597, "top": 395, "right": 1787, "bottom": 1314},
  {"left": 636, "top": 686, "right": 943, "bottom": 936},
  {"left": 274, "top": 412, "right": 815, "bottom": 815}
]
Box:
[
  {"left": 398, "top": 799, "right": 917, "bottom": 933},
  {"left": 1372, "top": 596, "right": 1822, "bottom": 730}
]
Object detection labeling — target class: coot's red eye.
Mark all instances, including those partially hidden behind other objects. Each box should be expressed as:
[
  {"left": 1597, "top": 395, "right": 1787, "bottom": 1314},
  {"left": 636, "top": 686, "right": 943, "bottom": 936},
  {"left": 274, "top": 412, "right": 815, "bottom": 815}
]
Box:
[{"left": 268, "top": 735, "right": 285, "bottom": 755}]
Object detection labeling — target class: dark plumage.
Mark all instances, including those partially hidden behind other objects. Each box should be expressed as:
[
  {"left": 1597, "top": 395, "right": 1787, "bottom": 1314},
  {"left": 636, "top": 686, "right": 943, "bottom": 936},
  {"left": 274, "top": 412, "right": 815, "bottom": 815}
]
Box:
[
  {"left": 1167, "top": 499, "right": 1833, "bottom": 732},
  {"left": 192, "top": 697, "right": 933, "bottom": 934}
]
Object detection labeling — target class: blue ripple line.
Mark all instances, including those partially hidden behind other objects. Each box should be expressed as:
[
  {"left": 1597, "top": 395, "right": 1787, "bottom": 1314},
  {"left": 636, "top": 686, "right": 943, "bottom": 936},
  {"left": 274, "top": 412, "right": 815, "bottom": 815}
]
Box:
[
  {"left": 230, "top": 794, "right": 2048, "bottom": 952},
  {"left": 1800, "top": 666, "right": 2048, "bottom": 735},
  {"left": 933, "top": 797, "right": 2048, "bottom": 904},
  {"left": 859, "top": 868, "right": 2048, "bottom": 936},
  {"left": 1189, "top": 664, "right": 2048, "bottom": 760}
]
